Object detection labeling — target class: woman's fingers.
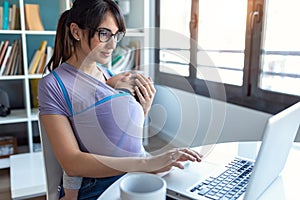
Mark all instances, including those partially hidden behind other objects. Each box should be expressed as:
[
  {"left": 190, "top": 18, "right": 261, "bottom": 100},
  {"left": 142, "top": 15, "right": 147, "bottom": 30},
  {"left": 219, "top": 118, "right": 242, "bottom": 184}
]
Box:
[
  {"left": 169, "top": 148, "right": 203, "bottom": 166},
  {"left": 172, "top": 162, "right": 185, "bottom": 170},
  {"left": 148, "top": 148, "right": 203, "bottom": 173},
  {"left": 180, "top": 148, "right": 203, "bottom": 162},
  {"left": 136, "top": 73, "right": 152, "bottom": 84},
  {"left": 135, "top": 74, "right": 154, "bottom": 90},
  {"left": 134, "top": 74, "right": 156, "bottom": 114},
  {"left": 135, "top": 79, "right": 150, "bottom": 99},
  {"left": 147, "top": 76, "right": 156, "bottom": 93}
]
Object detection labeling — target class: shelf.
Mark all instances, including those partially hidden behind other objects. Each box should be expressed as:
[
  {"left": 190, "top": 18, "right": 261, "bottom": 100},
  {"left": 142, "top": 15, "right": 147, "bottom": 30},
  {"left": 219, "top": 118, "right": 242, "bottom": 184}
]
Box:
[
  {"left": 0, "top": 109, "right": 27, "bottom": 124},
  {"left": 24, "top": 30, "right": 56, "bottom": 35},
  {"left": 126, "top": 28, "right": 145, "bottom": 37},
  {"left": 0, "top": 30, "right": 56, "bottom": 35},
  {"left": 0, "top": 30, "right": 22, "bottom": 34},
  {"left": 0, "top": 157, "right": 10, "bottom": 169},
  {"left": 0, "top": 75, "right": 26, "bottom": 80},
  {"left": 28, "top": 74, "right": 43, "bottom": 79}
]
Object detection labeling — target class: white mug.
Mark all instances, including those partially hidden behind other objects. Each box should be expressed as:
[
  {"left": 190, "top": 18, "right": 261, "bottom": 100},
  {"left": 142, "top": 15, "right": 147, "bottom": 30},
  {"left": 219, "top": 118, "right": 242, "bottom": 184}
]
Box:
[{"left": 120, "top": 173, "right": 167, "bottom": 200}]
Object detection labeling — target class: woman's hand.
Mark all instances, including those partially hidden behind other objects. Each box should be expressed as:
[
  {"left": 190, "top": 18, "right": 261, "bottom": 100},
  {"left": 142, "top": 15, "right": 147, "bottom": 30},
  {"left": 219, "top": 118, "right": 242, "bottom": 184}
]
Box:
[
  {"left": 134, "top": 73, "right": 156, "bottom": 115},
  {"left": 106, "top": 72, "right": 136, "bottom": 95},
  {"left": 106, "top": 71, "right": 156, "bottom": 115},
  {"left": 146, "top": 148, "right": 203, "bottom": 173}
]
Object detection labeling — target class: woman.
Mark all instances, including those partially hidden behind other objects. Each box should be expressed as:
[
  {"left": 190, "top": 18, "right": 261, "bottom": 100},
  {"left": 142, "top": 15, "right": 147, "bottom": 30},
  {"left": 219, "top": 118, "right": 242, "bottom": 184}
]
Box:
[{"left": 38, "top": 0, "right": 202, "bottom": 199}]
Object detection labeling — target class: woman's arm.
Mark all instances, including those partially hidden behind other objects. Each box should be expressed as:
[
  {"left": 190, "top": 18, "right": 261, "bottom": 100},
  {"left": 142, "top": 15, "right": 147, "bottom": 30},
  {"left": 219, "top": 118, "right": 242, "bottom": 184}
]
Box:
[
  {"left": 41, "top": 114, "right": 202, "bottom": 177},
  {"left": 41, "top": 114, "right": 124, "bottom": 177}
]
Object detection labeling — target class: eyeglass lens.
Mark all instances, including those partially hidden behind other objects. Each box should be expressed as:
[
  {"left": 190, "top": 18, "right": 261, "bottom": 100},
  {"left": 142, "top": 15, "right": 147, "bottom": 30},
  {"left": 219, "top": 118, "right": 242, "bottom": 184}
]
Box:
[{"left": 98, "top": 29, "right": 124, "bottom": 43}]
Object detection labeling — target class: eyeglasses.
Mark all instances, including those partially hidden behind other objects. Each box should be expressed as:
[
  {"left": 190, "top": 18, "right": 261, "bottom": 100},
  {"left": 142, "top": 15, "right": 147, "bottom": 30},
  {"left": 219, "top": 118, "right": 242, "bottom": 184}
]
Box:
[{"left": 93, "top": 28, "right": 125, "bottom": 43}]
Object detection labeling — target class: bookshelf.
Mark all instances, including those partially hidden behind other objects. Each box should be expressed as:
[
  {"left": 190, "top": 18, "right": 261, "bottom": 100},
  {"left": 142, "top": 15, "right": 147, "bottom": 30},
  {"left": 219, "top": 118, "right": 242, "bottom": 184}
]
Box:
[{"left": 0, "top": 0, "right": 151, "bottom": 169}]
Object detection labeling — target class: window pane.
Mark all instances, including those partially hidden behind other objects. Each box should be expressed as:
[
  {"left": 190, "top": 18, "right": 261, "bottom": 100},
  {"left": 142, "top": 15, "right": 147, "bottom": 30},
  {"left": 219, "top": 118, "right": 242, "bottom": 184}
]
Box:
[
  {"left": 159, "top": 50, "right": 190, "bottom": 76},
  {"left": 196, "top": 0, "right": 247, "bottom": 86},
  {"left": 160, "top": 0, "right": 191, "bottom": 39},
  {"left": 159, "top": 0, "right": 191, "bottom": 76},
  {"left": 197, "top": 50, "right": 244, "bottom": 85},
  {"left": 259, "top": 0, "right": 300, "bottom": 96}
]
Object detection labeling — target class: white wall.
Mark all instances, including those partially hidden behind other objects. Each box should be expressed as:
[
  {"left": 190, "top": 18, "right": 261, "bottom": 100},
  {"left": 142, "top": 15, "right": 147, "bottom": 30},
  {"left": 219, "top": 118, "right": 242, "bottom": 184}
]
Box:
[{"left": 149, "top": 85, "right": 300, "bottom": 147}]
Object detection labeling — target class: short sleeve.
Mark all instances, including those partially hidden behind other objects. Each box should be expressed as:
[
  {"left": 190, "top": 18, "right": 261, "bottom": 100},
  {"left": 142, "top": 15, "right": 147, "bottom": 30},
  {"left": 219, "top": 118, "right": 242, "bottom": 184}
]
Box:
[{"left": 38, "top": 73, "right": 71, "bottom": 117}]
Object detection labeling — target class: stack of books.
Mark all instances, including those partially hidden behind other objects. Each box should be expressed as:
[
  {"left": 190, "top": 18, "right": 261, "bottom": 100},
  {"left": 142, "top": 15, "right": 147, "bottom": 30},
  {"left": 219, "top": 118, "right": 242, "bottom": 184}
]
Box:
[
  {"left": 0, "top": 39, "right": 23, "bottom": 76},
  {"left": 111, "top": 40, "right": 141, "bottom": 73},
  {"left": 28, "top": 40, "right": 52, "bottom": 74},
  {"left": 0, "top": 1, "right": 21, "bottom": 30}
]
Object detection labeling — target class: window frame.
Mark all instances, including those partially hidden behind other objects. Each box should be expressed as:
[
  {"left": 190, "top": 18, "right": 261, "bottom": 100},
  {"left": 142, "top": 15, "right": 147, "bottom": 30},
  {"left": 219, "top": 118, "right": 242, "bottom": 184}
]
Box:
[{"left": 154, "top": 0, "right": 300, "bottom": 114}]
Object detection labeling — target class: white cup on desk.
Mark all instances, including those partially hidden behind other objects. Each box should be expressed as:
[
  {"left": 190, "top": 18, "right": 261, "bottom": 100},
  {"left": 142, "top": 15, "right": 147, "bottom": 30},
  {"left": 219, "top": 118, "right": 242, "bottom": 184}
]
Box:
[{"left": 119, "top": 173, "right": 167, "bottom": 200}]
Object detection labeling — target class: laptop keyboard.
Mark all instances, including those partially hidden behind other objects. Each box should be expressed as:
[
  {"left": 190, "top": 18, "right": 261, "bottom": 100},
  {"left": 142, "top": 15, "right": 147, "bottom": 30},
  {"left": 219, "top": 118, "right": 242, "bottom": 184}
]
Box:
[{"left": 189, "top": 158, "right": 254, "bottom": 200}]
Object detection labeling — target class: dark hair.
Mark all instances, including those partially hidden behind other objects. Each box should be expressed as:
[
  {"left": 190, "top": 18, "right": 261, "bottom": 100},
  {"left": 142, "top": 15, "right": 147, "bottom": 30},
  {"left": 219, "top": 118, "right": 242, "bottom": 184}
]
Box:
[{"left": 46, "top": 0, "right": 126, "bottom": 71}]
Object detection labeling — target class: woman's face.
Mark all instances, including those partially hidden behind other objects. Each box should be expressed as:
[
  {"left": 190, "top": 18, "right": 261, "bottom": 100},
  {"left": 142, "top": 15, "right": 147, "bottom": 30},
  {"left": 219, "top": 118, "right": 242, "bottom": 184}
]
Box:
[{"left": 81, "top": 11, "right": 120, "bottom": 65}]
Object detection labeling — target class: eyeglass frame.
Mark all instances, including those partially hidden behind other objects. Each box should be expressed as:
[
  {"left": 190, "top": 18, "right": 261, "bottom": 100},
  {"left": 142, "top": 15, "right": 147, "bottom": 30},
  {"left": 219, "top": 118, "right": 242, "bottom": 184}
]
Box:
[{"left": 91, "top": 27, "right": 125, "bottom": 43}]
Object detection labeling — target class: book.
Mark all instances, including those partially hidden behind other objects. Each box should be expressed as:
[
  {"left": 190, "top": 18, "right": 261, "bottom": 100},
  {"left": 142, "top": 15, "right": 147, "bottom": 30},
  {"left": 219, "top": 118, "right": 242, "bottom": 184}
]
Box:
[
  {"left": 8, "top": 6, "right": 12, "bottom": 30},
  {"left": 0, "top": 41, "right": 4, "bottom": 54},
  {"left": 9, "top": 4, "right": 16, "bottom": 30},
  {"left": 28, "top": 40, "right": 47, "bottom": 74},
  {"left": 9, "top": 39, "right": 20, "bottom": 75},
  {"left": 12, "top": 50, "right": 20, "bottom": 75},
  {"left": 14, "top": 8, "right": 20, "bottom": 30},
  {"left": 36, "top": 52, "right": 47, "bottom": 74},
  {"left": 0, "top": 40, "right": 8, "bottom": 66},
  {"left": 112, "top": 54, "right": 122, "bottom": 66},
  {"left": 28, "top": 49, "right": 40, "bottom": 74},
  {"left": 16, "top": 45, "right": 23, "bottom": 75},
  {"left": 129, "top": 40, "right": 141, "bottom": 70},
  {"left": 30, "top": 79, "right": 39, "bottom": 108},
  {"left": 43, "top": 46, "right": 52, "bottom": 73},
  {"left": 4, "top": 39, "right": 17, "bottom": 75},
  {"left": 45, "top": 46, "right": 52, "bottom": 65},
  {"left": 24, "top": 4, "right": 44, "bottom": 31},
  {"left": 0, "top": 45, "right": 12, "bottom": 75},
  {"left": 111, "top": 45, "right": 134, "bottom": 73},
  {"left": 0, "top": 6, "right": 3, "bottom": 29},
  {"left": 2, "top": 1, "right": 9, "bottom": 30},
  {"left": 0, "top": 41, "right": 5, "bottom": 73}
]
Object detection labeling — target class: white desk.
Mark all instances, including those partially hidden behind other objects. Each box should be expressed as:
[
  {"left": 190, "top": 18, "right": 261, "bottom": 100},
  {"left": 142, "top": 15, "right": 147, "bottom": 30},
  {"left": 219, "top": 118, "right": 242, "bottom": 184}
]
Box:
[
  {"left": 10, "top": 152, "right": 46, "bottom": 200},
  {"left": 98, "top": 142, "right": 300, "bottom": 200},
  {"left": 8, "top": 142, "right": 300, "bottom": 200}
]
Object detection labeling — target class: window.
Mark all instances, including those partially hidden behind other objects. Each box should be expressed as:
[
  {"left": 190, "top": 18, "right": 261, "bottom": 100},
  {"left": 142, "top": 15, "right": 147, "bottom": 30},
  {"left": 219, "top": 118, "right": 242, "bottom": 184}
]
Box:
[
  {"left": 259, "top": 0, "right": 300, "bottom": 96},
  {"left": 155, "top": 0, "right": 300, "bottom": 114}
]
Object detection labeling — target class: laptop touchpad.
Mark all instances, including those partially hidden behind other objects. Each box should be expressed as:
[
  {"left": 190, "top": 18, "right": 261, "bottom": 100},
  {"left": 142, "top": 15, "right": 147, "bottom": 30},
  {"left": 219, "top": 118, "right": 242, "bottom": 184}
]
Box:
[{"left": 163, "top": 161, "right": 221, "bottom": 191}]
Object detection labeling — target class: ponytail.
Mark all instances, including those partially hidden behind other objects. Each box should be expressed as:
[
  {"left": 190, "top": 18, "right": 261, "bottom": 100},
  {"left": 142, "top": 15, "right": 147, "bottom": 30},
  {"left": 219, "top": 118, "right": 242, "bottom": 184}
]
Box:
[{"left": 46, "top": 10, "right": 74, "bottom": 72}]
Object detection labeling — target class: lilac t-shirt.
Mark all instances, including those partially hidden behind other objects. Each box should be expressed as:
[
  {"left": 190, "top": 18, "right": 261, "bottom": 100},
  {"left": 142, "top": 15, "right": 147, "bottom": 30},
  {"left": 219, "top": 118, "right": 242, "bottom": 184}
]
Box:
[{"left": 38, "top": 63, "right": 145, "bottom": 157}]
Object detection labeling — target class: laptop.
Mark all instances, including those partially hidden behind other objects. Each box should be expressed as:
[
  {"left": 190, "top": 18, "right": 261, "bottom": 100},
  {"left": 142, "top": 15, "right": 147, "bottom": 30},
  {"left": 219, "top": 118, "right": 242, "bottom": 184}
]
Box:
[{"left": 163, "top": 102, "right": 300, "bottom": 200}]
